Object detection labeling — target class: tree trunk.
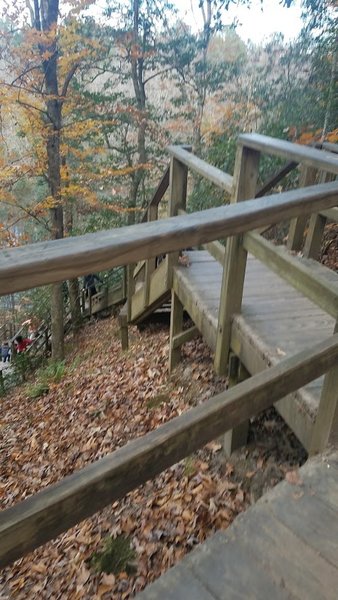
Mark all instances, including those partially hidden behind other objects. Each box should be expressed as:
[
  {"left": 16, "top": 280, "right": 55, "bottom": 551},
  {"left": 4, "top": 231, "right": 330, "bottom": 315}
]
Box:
[
  {"left": 128, "top": 0, "right": 147, "bottom": 225},
  {"left": 67, "top": 278, "right": 82, "bottom": 332},
  {"left": 51, "top": 282, "right": 64, "bottom": 360},
  {"left": 64, "top": 158, "right": 82, "bottom": 332}
]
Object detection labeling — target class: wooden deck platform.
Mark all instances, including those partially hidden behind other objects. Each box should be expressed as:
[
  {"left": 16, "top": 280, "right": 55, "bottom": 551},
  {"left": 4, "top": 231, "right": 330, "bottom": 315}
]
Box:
[
  {"left": 136, "top": 451, "right": 338, "bottom": 600},
  {"left": 173, "top": 251, "right": 335, "bottom": 450}
]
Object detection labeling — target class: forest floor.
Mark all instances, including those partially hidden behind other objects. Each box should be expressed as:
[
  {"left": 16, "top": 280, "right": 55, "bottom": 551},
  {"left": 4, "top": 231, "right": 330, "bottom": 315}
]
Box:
[{"left": 0, "top": 315, "right": 307, "bottom": 600}]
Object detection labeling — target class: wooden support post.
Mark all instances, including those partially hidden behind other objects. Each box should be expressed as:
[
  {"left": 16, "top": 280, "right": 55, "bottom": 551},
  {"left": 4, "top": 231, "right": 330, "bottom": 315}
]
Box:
[
  {"left": 310, "top": 320, "right": 338, "bottom": 454},
  {"left": 287, "top": 166, "right": 317, "bottom": 252},
  {"left": 172, "top": 325, "right": 199, "bottom": 350},
  {"left": 122, "top": 266, "right": 127, "bottom": 299},
  {"left": 167, "top": 158, "right": 188, "bottom": 287},
  {"left": 303, "top": 172, "right": 334, "bottom": 259},
  {"left": 169, "top": 290, "right": 184, "bottom": 372},
  {"left": 126, "top": 263, "right": 136, "bottom": 322},
  {"left": 223, "top": 353, "right": 250, "bottom": 456},
  {"left": 214, "top": 145, "right": 259, "bottom": 454},
  {"left": 303, "top": 213, "right": 327, "bottom": 259},
  {"left": 119, "top": 312, "right": 129, "bottom": 351},
  {"left": 144, "top": 205, "right": 158, "bottom": 308},
  {"left": 214, "top": 145, "right": 260, "bottom": 376}
]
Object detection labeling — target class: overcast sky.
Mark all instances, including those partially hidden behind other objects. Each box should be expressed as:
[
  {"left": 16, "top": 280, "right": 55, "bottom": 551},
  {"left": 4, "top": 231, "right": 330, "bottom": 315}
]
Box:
[{"left": 176, "top": 0, "right": 303, "bottom": 44}]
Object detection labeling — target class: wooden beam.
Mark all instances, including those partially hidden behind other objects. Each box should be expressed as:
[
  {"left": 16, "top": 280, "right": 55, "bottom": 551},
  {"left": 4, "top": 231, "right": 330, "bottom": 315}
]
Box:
[
  {"left": 1, "top": 181, "right": 338, "bottom": 296},
  {"left": 202, "top": 240, "right": 225, "bottom": 264},
  {"left": 168, "top": 146, "right": 233, "bottom": 193},
  {"left": 321, "top": 207, "right": 338, "bottom": 221},
  {"left": 140, "top": 167, "right": 170, "bottom": 223},
  {"left": 287, "top": 166, "right": 318, "bottom": 252},
  {"left": 2, "top": 334, "right": 338, "bottom": 567},
  {"left": 303, "top": 172, "right": 336, "bottom": 259},
  {"left": 239, "top": 134, "right": 338, "bottom": 175},
  {"left": 255, "top": 160, "right": 298, "bottom": 198},
  {"left": 172, "top": 325, "right": 199, "bottom": 350},
  {"left": 243, "top": 232, "right": 338, "bottom": 318},
  {"left": 310, "top": 320, "right": 338, "bottom": 454},
  {"left": 169, "top": 290, "right": 184, "bottom": 372},
  {"left": 214, "top": 145, "right": 260, "bottom": 375}
]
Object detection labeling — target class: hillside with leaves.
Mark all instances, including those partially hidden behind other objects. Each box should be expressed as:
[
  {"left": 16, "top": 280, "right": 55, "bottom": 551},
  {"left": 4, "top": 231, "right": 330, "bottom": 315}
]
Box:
[{"left": 0, "top": 316, "right": 306, "bottom": 599}]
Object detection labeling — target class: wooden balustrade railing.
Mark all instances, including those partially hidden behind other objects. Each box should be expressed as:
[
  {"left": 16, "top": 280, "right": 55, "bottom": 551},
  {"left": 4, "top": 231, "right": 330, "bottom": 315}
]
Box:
[
  {"left": 2, "top": 332, "right": 338, "bottom": 567},
  {"left": 1, "top": 134, "right": 338, "bottom": 568}
]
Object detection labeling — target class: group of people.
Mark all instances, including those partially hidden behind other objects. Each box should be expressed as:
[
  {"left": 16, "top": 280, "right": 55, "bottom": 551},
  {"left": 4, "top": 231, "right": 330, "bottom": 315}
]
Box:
[{"left": 1, "top": 319, "right": 36, "bottom": 364}]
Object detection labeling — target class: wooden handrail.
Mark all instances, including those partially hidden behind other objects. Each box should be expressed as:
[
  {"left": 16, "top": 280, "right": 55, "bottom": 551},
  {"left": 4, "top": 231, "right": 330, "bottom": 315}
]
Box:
[
  {"left": 168, "top": 145, "right": 233, "bottom": 193},
  {"left": 140, "top": 166, "right": 170, "bottom": 223},
  {"left": 239, "top": 134, "right": 338, "bottom": 175},
  {"left": 243, "top": 231, "right": 338, "bottom": 317},
  {"left": 255, "top": 160, "right": 298, "bottom": 198},
  {"left": 1, "top": 332, "right": 338, "bottom": 567},
  {"left": 1, "top": 181, "right": 338, "bottom": 296}
]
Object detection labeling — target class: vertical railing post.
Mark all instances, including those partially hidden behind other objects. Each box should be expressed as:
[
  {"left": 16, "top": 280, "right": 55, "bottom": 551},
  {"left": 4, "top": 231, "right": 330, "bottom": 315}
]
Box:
[
  {"left": 127, "top": 263, "right": 136, "bottom": 322},
  {"left": 214, "top": 144, "right": 260, "bottom": 376},
  {"left": 144, "top": 205, "right": 158, "bottom": 308},
  {"left": 167, "top": 157, "right": 188, "bottom": 287},
  {"left": 122, "top": 266, "right": 127, "bottom": 299},
  {"left": 310, "top": 319, "right": 338, "bottom": 454},
  {"left": 214, "top": 143, "right": 260, "bottom": 455},
  {"left": 169, "top": 290, "right": 184, "bottom": 372},
  {"left": 287, "top": 166, "right": 317, "bottom": 252},
  {"left": 303, "top": 171, "right": 334, "bottom": 259}
]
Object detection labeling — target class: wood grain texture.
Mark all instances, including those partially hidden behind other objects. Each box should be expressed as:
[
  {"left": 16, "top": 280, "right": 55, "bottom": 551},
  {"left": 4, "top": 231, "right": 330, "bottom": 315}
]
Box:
[
  {"left": 214, "top": 145, "right": 260, "bottom": 375},
  {"left": 243, "top": 232, "right": 338, "bottom": 317},
  {"left": 2, "top": 336, "right": 338, "bottom": 567},
  {"left": 137, "top": 452, "right": 338, "bottom": 600},
  {"left": 1, "top": 181, "right": 338, "bottom": 296},
  {"left": 167, "top": 145, "right": 233, "bottom": 193},
  {"left": 239, "top": 133, "right": 338, "bottom": 174}
]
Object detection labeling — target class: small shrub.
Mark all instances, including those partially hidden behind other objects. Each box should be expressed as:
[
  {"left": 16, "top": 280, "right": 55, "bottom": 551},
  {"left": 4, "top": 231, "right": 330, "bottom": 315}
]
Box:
[
  {"left": 26, "top": 381, "right": 50, "bottom": 399},
  {"left": 25, "top": 359, "right": 66, "bottom": 398},
  {"left": 90, "top": 535, "right": 136, "bottom": 575}
]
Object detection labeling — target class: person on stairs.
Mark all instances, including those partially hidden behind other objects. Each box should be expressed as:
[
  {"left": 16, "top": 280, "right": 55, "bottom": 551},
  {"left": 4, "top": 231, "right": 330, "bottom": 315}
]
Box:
[
  {"left": 84, "top": 273, "right": 102, "bottom": 299},
  {"left": 15, "top": 335, "right": 32, "bottom": 353}
]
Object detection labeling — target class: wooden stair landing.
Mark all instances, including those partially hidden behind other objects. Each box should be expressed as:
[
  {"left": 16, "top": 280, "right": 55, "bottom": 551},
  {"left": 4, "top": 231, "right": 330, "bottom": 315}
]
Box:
[
  {"left": 173, "top": 251, "right": 335, "bottom": 449},
  {"left": 136, "top": 451, "right": 338, "bottom": 600}
]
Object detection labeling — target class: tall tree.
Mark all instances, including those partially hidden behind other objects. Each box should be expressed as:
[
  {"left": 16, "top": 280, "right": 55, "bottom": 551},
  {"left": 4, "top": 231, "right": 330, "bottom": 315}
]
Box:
[{"left": 0, "top": 1, "right": 113, "bottom": 356}]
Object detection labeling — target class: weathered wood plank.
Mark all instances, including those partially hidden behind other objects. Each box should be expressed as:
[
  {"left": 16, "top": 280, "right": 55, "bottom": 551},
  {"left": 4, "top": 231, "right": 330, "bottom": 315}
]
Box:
[
  {"left": 168, "top": 145, "right": 233, "bottom": 193},
  {"left": 243, "top": 232, "right": 338, "bottom": 318},
  {"left": 239, "top": 133, "right": 338, "bottom": 174},
  {"left": 136, "top": 563, "right": 216, "bottom": 600},
  {"left": 1, "top": 181, "right": 338, "bottom": 295},
  {"left": 202, "top": 240, "right": 225, "bottom": 264},
  {"left": 140, "top": 167, "right": 170, "bottom": 223},
  {"left": 185, "top": 531, "right": 291, "bottom": 600},
  {"left": 287, "top": 166, "right": 318, "bottom": 252},
  {"left": 256, "top": 160, "right": 298, "bottom": 198},
  {"left": 214, "top": 144, "right": 260, "bottom": 375},
  {"left": 169, "top": 290, "right": 184, "bottom": 372},
  {"left": 2, "top": 334, "right": 338, "bottom": 567},
  {"left": 267, "top": 488, "right": 338, "bottom": 567},
  {"left": 172, "top": 325, "right": 199, "bottom": 350},
  {"left": 303, "top": 173, "right": 335, "bottom": 259},
  {"left": 232, "top": 495, "right": 338, "bottom": 599},
  {"left": 137, "top": 453, "right": 338, "bottom": 600},
  {"left": 310, "top": 321, "right": 338, "bottom": 454}
]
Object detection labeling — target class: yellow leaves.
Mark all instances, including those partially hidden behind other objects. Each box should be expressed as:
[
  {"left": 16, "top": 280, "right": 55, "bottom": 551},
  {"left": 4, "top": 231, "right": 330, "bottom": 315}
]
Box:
[
  {"left": 327, "top": 128, "right": 338, "bottom": 143},
  {"left": 297, "top": 127, "right": 338, "bottom": 145}
]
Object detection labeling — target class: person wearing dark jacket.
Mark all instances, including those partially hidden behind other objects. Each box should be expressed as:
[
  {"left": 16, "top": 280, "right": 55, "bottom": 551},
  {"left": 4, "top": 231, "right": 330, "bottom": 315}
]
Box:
[{"left": 84, "top": 274, "right": 102, "bottom": 298}]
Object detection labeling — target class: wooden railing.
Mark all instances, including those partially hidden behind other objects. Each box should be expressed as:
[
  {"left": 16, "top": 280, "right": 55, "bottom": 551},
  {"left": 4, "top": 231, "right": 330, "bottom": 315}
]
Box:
[{"left": 1, "top": 134, "right": 338, "bottom": 568}]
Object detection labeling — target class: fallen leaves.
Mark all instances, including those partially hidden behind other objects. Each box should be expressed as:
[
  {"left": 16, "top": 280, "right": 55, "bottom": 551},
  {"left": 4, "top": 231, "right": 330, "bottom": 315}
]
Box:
[
  {"left": 0, "top": 318, "right": 238, "bottom": 599},
  {"left": 0, "top": 317, "right": 306, "bottom": 599}
]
